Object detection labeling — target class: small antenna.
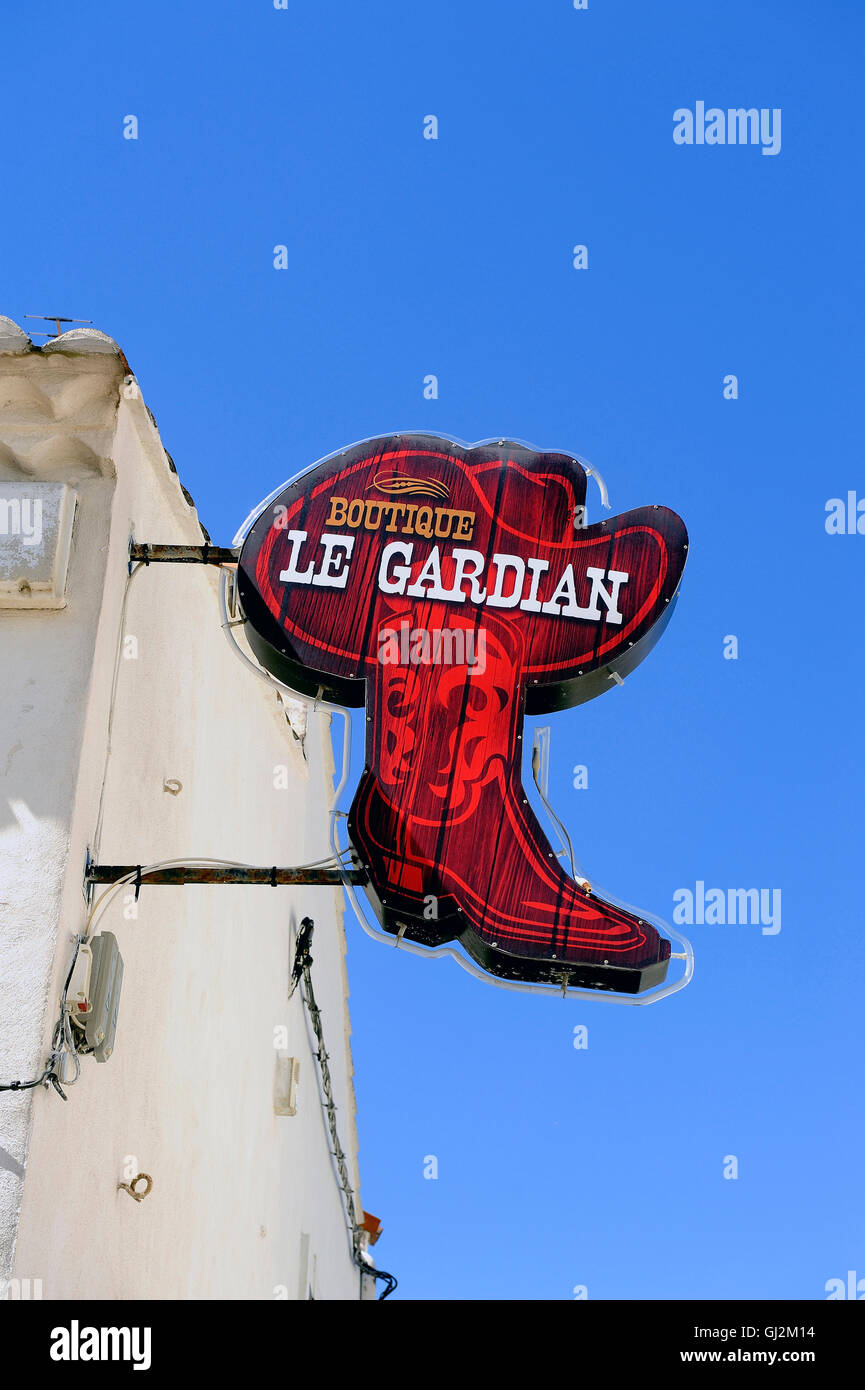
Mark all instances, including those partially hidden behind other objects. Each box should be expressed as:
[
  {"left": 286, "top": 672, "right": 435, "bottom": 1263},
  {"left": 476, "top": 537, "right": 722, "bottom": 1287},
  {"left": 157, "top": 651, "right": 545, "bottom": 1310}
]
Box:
[{"left": 24, "top": 314, "right": 93, "bottom": 340}]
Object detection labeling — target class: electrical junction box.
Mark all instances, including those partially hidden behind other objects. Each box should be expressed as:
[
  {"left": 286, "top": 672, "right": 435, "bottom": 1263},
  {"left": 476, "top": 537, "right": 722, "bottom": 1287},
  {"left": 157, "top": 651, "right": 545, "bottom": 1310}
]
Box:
[
  {"left": 87, "top": 932, "right": 123, "bottom": 1062},
  {"left": 69, "top": 933, "right": 124, "bottom": 1063},
  {"left": 0, "top": 482, "right": 77, "bottom": 609},
  {"left": 274, "top": 1056, "right": 300, "bottom": 1115}
]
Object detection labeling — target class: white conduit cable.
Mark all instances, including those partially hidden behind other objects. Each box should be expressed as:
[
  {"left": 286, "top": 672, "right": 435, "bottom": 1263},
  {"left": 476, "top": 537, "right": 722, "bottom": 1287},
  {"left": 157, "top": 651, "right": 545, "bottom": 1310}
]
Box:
[
  {"left": 573, "top": 453, "right": 611, "bottom": 511},
  {"left": 218, "top": 566, "right": 304, "bottom": 700},
  {"left": 92, "top": 560, "right": 145, "bottom": 859},
  {"left": 530, "top": 740, "right": 579, "bottom": 883}
]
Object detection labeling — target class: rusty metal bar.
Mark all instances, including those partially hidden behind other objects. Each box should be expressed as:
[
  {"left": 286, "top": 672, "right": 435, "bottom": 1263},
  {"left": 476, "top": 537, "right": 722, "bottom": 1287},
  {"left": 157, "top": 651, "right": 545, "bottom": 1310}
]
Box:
[
  {"left": 129, "top": 543, "right": 238, "bottom": 565},
  {"left": 85, "top": 865, "right": 367, "bottom": 887}
]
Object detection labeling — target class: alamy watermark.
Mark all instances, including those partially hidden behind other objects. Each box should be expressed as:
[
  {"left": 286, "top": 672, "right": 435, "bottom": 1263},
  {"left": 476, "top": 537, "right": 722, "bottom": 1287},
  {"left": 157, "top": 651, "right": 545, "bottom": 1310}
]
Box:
[
  {"left": 378, "top": 620, "right": 486, "bottom": 672},
  {"left": 0, "top": 495, "right": 42, "bottom": 546},
  {"left": 673, "top": 881, "right": 781, "bottom": 935},
  {"left": 825, "top": 1270, "right": 864, "bottom": 1300},
  {"left": 1, "top": 1277, "right": 43, "bottom": 1300},
  {"left": 825, "top": 492, "right": 865, "bottom": 534},
  {"left": 50, "top": 1321, "right": 151, "bottom": 1370},
  {"left": 673, "top": 103, "right": 781, "bottom": 157}
]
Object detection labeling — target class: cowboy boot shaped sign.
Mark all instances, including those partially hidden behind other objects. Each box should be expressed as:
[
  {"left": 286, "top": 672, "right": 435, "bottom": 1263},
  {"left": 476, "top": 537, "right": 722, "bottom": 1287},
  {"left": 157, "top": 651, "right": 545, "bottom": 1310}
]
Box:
[{"left": 236, "top": 434, "right": 688, "bottom": 996}]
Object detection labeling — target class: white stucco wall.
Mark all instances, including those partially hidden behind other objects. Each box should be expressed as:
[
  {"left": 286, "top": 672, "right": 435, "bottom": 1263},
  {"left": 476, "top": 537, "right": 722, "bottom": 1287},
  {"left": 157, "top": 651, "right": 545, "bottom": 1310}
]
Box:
[{"left": 0, "top": 322, "right": 369, "bottom": 1299}]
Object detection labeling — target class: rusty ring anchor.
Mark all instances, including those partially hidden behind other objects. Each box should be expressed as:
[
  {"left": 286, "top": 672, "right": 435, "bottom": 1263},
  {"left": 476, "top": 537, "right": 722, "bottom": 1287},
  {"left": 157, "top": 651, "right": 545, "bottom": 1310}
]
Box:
[{"left": 118, "top": 1173, "right": 153, "bottom": 1203}]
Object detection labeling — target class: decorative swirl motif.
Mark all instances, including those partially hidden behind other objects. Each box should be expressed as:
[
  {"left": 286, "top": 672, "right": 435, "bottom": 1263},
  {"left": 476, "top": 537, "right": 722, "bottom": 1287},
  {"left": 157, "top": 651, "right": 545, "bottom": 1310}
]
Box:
[{"left": 369, "top": 471, "right": 450, "bottom": 499}]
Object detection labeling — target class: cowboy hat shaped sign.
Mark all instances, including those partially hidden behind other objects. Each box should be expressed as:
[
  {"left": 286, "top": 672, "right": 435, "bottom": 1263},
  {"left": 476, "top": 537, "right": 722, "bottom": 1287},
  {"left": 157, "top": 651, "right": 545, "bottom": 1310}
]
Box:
[{"left": 236, "top": 434, "right": 688, "bottom": 997}]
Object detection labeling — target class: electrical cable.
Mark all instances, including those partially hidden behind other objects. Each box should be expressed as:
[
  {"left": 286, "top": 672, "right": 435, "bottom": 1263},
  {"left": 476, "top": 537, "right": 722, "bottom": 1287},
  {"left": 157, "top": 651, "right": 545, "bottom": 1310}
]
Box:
[
  {"left": 0, "top": 933, "right": 84, "bottom": 1098},
  {"left": 92, "top": 561, "right": 145, "bottom": 859},
  {"left": 531, "top": 742, "right": 579, "bottom": 882},
  {"left": 291, "top": 917, "right": 397, "bottom": 1301},
  {"left": 218, "top": 567, "right": 308, "bottom": 704},
  {"left": 573, "top": 453, "right": 611, "bottom": 510}
]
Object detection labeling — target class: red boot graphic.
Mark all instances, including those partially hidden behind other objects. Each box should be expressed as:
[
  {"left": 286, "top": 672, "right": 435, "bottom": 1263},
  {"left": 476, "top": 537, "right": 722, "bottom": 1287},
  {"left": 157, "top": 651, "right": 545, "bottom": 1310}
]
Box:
[{"left": 237, "top": 434, "right": 688, "bottom": 993}]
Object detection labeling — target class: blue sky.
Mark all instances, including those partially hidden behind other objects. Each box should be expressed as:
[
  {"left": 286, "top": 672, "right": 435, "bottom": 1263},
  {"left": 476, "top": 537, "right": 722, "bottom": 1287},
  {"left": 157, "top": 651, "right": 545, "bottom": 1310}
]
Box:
[{"left": 4, "top": 0, "right": 863, "bottom": 1299}]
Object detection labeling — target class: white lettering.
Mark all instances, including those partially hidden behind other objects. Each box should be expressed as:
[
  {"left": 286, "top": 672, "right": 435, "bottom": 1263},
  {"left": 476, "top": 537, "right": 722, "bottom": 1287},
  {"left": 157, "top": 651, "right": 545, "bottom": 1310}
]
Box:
[
  {"left": 378, "top": 541, "right": 414, "bottom": 594},
  {"left": 278, "top": 530, "right": 315, "bottom": 585},
  {"left": 486, "top": 553, "right": 526, "bottom": 608},
  {"left": 311, "top": 533, "right": 355, "bottom": 588}
]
